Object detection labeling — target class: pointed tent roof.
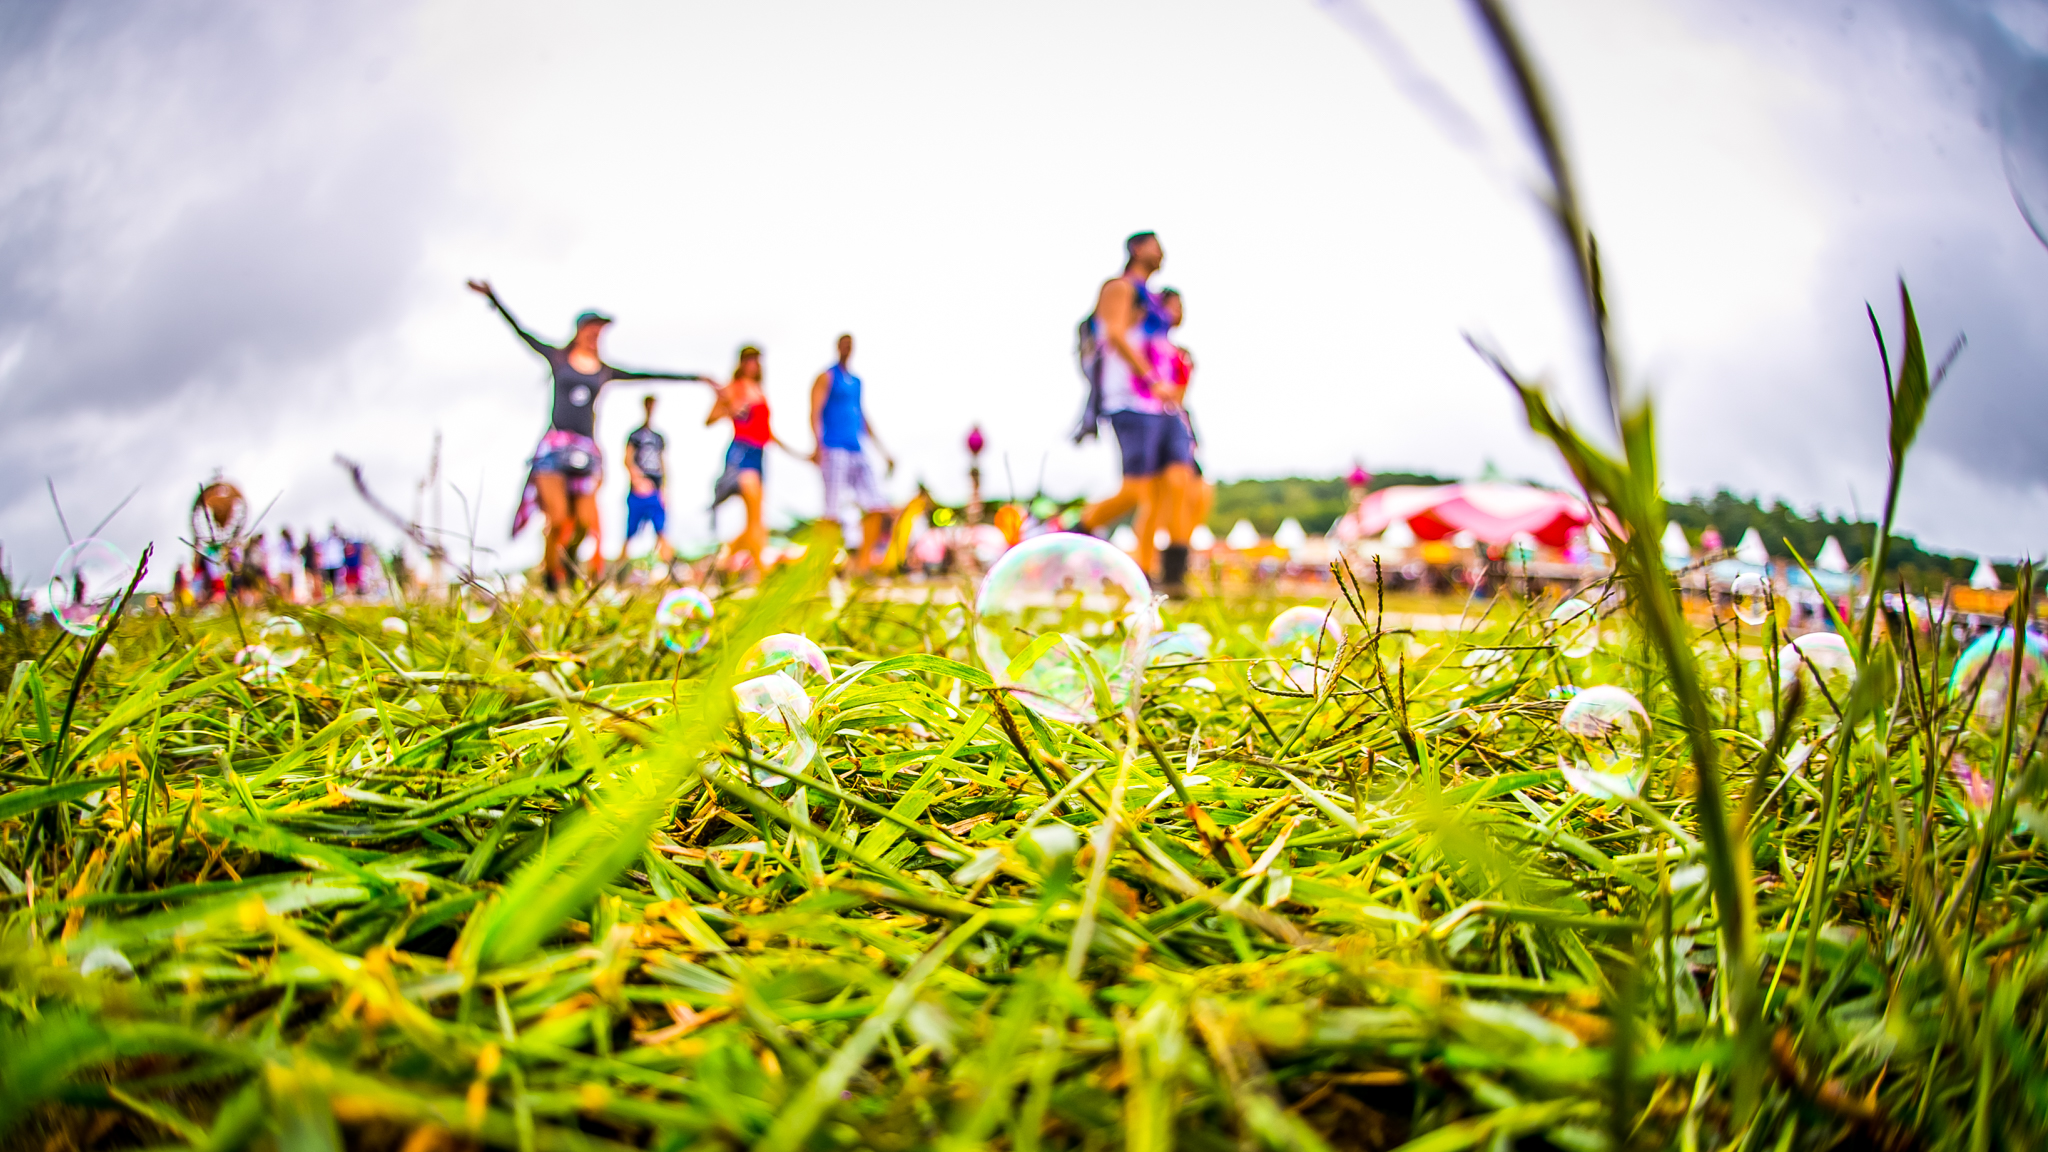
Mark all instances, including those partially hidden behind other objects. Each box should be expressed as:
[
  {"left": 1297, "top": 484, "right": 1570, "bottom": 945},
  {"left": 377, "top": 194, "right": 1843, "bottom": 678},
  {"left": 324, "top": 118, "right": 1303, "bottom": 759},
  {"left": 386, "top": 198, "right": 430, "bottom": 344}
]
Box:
[
  {"left": 1274, "top": 518, "right": 1308, "bottom": 550},
  {"left": 1225, "top": 520, "right": 1260, "bottom": 550},
  {"left": 1661, "top": 521, "right": 1693, "bottom": 565},
  {"left": 1190, "top": 524, "right": 1216, "bottom": 551},
  {"left": 1736, "top": 527, "right": 1770, "bottom": 566},
  {"left": 1971, "top": 556, "right": 2001, "bottom": 591},
  {"left": 1815, "top": 536, "right": 1849, "bottom": 573},
  {"left": 1352, "top": 482, "right": 1591, "bottom": 547}
]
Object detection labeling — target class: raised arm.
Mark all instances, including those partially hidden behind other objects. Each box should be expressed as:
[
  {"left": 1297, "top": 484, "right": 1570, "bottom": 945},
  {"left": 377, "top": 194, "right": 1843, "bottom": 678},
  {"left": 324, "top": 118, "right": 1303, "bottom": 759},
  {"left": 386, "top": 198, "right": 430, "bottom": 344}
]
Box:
[
  {"left": 466, "top": 280, "right": 553, "bottom": 356},
  {"left": 704, "top": 385, "right": 733, "bottom": 427},
  {"left": 610, "top": 368, "right": 718, "bottom": 383}
]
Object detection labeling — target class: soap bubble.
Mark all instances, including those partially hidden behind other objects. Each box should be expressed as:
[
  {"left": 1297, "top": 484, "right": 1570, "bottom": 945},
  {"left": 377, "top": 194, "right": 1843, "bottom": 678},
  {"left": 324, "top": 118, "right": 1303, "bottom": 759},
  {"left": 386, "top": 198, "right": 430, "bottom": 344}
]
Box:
[
  {"left": 1559, "top": 685, "right": 1650, "bottom": 771},
  {"left": 235, "top": 645, "right": 282, "bottom": 684},
  {"left": 1949, "top": 629, "right": 2048, "bottom": 722},
  {"left": 1148, "top": 623, "right": 1213, "bottom": 666},
  {"left": 459, "top": 586, "right": 497, "bottom": 625},
  {"left": 259, "top": 617, "right": 306, "bottom": 668},
  {"left": 974, "top": 533, "right": 1157, "bottom": 723},
  {"left": 1548, "top": 597, "right": 1599, "bottom": 658},
  {"left": 1729, "top": 573, "right": 1771, "bottom": 626},
  {"left": 732, "top": 671, "right": 816, "bottom": 786},
  {"left": 1779, "top": 633, "right": 1855, "bottom": 690},
  {"left": 381, "top": 616, "right": 409, "bottom": 636},
  {"left": 1266, "top": 606, "right": 1344, "bottom": 691},
  {"left": 46, "top": 538, "right": 132, "bottom": 638},
  {"left": 655, "top": 588, "right": 715, "bottom": 654},
  {"left": 741, "top": 633, "right": 831, "bottom": 685}
]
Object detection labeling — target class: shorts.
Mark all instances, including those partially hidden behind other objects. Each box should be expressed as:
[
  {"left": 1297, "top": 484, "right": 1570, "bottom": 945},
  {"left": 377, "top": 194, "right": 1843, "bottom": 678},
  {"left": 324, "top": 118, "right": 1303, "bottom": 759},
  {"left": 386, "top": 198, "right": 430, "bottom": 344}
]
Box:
[
  {"left": 625, "top": 489, "right": 667, "bottom": 539},
  {"left": 532, "top": 429, "right": 603, "bottom": 496},
  {"left": 726, "top": 440, "right": 764, "bottom": 475},
  {"left": 821, "top": 447, "right": 888, "bottom": 530},
  {"left": 1106, "top": 410, "right": 1193, "bottom": 479}
]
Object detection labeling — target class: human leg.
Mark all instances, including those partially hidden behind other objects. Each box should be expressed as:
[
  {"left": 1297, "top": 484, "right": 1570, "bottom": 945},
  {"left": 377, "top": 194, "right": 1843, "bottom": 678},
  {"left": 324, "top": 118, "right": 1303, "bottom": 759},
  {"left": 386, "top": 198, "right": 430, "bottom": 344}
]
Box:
[
  {"left": 1084, "top": 411, "right": 1161, "bottom": 538},
  {"left": 574, "top": 490, "right": 605, "bottom": 581},
  {"left": 736, "top": 470, "right": 766, "bottom": 573},
  {"left": 534, "top": 473, "right": 572, "bottom": 587}
]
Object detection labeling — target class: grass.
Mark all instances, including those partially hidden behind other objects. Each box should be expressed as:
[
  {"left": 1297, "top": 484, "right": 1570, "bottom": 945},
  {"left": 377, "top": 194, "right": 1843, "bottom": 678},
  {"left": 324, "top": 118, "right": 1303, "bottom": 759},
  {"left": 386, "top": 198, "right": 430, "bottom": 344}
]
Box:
[
  {"left": 0, "top": 534, "right": 2040, "bottom": 1150},
  {"left": 6, "top": 5, "right": 2043, "bottom": 1149}
]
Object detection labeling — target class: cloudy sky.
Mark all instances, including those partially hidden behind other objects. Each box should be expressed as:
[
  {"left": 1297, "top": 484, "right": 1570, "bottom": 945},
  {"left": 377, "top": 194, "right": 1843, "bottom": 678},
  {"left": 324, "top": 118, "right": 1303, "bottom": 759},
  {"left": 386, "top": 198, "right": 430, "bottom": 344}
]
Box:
[{"left": 2, "top": 0, "right": 2044, "bottom": 591}]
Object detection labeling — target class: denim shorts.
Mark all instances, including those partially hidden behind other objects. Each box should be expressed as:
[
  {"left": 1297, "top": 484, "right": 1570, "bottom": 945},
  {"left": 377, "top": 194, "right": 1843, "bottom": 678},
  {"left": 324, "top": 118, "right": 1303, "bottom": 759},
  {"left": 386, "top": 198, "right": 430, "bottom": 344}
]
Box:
[
  {"left": 726, "top": 440, "right": 765, "bottom": 474},
  {"left": 1107, "top": 410, "right": 1194, "bottom": 478}
]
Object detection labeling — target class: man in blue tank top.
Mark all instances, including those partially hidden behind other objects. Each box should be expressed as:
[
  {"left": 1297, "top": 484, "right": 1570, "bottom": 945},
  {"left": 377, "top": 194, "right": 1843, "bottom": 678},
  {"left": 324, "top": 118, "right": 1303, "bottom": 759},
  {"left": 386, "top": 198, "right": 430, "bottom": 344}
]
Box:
[{"left": 810, "top": 333, "right": 896, "bottom": 574}]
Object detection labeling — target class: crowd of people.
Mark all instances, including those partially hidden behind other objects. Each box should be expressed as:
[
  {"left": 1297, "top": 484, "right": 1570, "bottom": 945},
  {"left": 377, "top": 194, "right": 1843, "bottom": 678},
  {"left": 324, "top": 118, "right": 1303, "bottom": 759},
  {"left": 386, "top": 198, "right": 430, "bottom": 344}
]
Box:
[
  {"left": 174, "top": 526, "right": 388, "bottom": 607},
  {"left": 468, "top": 229, "right": 1207, "bottom": 593}
]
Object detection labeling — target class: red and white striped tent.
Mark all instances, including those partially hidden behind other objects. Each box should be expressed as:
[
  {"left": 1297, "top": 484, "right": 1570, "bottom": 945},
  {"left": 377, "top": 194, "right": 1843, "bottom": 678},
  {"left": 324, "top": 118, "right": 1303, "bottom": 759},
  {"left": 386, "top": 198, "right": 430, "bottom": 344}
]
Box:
[{"left": 1347, "top": 483, "right": 1593, "bottom": 547}]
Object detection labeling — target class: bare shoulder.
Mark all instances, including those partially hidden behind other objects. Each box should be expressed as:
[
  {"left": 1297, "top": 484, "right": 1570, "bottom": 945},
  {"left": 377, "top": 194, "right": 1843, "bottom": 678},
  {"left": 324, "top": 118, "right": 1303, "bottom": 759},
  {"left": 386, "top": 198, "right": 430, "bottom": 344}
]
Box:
[{"left": 1097, "top": 276, "right": 1134, "bottom": 307}]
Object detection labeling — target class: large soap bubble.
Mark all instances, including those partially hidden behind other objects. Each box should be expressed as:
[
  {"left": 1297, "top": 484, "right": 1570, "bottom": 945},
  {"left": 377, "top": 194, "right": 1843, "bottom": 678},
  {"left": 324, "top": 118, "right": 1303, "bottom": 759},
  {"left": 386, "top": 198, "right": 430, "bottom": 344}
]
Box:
[
  {"left": 1558, "top": 684, "right": 1650, "bottom": 796},
  {"left": 1266, "top": 605, "right": 1345, "bottom": 691},
  {"left": 974, "top": 533, "right": 1156, "bottom": 723},
  {"left": 741, "top": 633, "right": 832, "bottom": 686},
  {"left": 732, "top": 671, "right": 816, "bottom": 786},
  {"left": 1949, "top": 628, "right": 2047, "bottom": 722},
  {"left": 655, "top": 588, "right": 715, "bottom": 654},
  {"left": 47, "top": 539, "right": 132, "bottom": 638}
]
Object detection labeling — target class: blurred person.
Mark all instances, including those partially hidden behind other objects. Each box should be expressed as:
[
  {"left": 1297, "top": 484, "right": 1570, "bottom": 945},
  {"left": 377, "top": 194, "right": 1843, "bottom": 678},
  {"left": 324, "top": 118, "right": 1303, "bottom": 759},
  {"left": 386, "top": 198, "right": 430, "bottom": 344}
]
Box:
[
  {"left": 300, "top": 529, "right": 318, "bottom": 599},
  {"left": 616, "top": 394, "right": 676, "bottom": 568},
  {"left": 272, "top": 528, "right": 301, "bottom": 602},
  {"left": 1152, "top": 288, "right": 1207, "bottom": 593},
  {"left": 809, "top": 333, "right": 896, "bottom": 575},
  {"left": 466, "top": 279, "right": 715, "bottom": 591},
  {"left": 1078, "top": 232, "right": 1191, "bottom": 584},
  {"left": 342, "top": 537, "right": 364, "bottom": 598},
  {"left": 706, "top": 346, "right": 801, "bottom": 576},
  {"left": 318, "top": 525, "right": 346, "bottom": 596}
]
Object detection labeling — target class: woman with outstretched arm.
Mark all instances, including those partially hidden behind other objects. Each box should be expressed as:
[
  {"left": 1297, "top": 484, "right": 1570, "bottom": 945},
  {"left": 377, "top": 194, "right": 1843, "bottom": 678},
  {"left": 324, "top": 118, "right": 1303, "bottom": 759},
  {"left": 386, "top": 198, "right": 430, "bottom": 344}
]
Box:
[{"left": 467, "top": 279, "right": 714, "bottom": 590}]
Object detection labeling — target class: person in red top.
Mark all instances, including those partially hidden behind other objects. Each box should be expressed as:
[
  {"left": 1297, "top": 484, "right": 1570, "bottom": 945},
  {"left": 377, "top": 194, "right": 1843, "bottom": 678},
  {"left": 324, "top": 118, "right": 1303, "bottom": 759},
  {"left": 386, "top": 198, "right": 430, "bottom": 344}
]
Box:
[{"left": 705, "top": 346, "right": 800, "bottom": 574}]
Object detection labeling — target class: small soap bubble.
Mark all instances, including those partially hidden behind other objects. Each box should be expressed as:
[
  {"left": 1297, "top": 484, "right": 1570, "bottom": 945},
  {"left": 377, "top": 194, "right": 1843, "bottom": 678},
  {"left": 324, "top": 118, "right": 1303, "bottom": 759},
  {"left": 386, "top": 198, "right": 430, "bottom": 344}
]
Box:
[
  {"left": 1729, "top": 573, "right": 1771, "bottom": 627},
  {"left": 1148, "top": 624, "right": 1212, "bottom": 666},
  {"left": 1559, "top": 685, "right": 1650, "bottom": 771},
  {"left": 655, "top": 588, "right": 715, "bottom": 654},
  {"left": 1548, "top": 597, "right": 1599, "bottom": 658},
  {"left": 974, "top": 533, "right": 1156, "bottom": 723},
  {"left": 741, "top": 633, "right": 831, "bottom": 685},
  {"left": 732, "top": 671, "right": 815, "bottom": 786},
  {"left": 459, "top": 587, "right": 497, "bottom": 625},
  {"left": 1028, "top": 823, "right": 1079, "bottom": 861},
  {"left": 260, "top": 617, "right": 306, "bottom": 667},
  {"left": 46, "top": 538, "right": 132, "bottom": 639},
  {"left": 235, "top": 644, "right": 281, "bottom": 684},
  {"left": 381, "top": 616, "right": 409, "bottom": 636},
  {"left": 1949, "top": 628, "right": 2047, "bottom": 722},
  {"left": 1266, "top": 606, "right": 1344, "bottom": 691}
]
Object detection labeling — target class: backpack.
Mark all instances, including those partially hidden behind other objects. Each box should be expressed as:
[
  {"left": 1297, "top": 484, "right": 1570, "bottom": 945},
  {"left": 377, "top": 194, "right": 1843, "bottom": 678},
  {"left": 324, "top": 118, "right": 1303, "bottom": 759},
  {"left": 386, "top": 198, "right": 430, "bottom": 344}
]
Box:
[{"left": 1071, "top": 312, "right": 1105, "bottom": 444}]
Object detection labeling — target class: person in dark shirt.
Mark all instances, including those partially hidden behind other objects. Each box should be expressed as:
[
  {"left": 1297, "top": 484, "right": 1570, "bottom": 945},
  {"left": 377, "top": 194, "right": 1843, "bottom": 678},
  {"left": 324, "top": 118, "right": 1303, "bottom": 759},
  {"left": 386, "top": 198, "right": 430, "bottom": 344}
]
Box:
[
  {"left": 616, "top": 394, "right": 676, "bottom": 567},
  {"left": 467, "top": 279, "right": 714, "bottom": 589}
]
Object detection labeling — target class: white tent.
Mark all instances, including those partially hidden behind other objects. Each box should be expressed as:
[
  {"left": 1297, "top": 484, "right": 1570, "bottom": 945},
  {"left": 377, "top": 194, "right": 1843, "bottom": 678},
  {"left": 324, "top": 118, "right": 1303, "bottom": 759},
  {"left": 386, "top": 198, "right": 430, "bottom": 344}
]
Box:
[
  {"left": 1736, "top": 527, "right": 1770, "bottom": 566},
  {"left": 1661, "top": 521, "right": 1693, "bottom": 564},
  {"left": 1225, "top": 520, "right": 1261, "bottom": 550},
  {"left": 1110, "top": 524, "right": 1139, "bottom": 552},
  {"left": 1274, "top": 518, "right": 1308, "bottom": 550},
  {"left": 1972, "top": 556, "right": 2002, "bottom": 591},
  {"left": 1189, "top": 524, "right": 1216, "bottom": 551},
  {"left": 1380, "top": 519, "right": 1417, "bottom": 548},
  {"left": 1815, "top": 536, "right": 1849, "bottom": 573}
]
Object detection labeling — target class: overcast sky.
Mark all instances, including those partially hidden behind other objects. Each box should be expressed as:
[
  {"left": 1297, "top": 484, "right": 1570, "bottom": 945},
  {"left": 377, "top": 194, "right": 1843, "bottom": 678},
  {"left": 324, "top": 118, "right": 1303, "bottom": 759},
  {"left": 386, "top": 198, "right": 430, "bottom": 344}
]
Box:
[{"left": 2, "top": 0, "right": 2044, "bottom": 590}]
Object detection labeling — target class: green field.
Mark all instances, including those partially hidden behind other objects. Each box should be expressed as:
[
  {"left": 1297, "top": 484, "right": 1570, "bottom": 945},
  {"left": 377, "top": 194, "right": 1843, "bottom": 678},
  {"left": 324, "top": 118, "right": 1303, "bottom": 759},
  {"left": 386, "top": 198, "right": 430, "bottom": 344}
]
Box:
[{"left": 0, "top": 535, "right": 2040, "bottom": 1150}]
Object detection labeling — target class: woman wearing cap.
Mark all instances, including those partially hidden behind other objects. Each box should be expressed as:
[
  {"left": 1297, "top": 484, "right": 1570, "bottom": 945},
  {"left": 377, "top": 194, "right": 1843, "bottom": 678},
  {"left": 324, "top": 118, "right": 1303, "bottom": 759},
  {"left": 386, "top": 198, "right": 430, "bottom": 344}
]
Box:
[
  {"left": 467, "top": 280, "right": 713, "bottom": 590},
  {"left": 705, "top": 345, "right": 799, "bottom": 576}
]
